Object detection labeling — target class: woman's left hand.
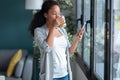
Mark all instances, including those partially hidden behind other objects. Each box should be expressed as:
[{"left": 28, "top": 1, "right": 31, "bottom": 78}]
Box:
[
  {"left": 75, "top": 26, "right": 85, "bottom": 41},
  {"left": 69, "top": 26, "right": 85, "bottom": 54}
]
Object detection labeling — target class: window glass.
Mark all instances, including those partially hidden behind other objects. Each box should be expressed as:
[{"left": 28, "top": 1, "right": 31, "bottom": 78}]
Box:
[
  {"left": 112, "top": 6, "right": 120, "bottom": 80},
  {"left": 94, "top": 0, "right": 105, "bottom": 79},
  {"left": 83, "top": 0, "right": 91, "bottom": 66},
  {"left": 76, "top": 0, "right": 82, "bottom": 55}
]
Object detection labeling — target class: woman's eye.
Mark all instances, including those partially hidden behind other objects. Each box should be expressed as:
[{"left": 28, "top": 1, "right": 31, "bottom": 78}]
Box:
[
  {"left": 52, "top": 12, "right": 57, "bottom": 15},
  {"left": 53, "top": 14, "right": 56, "bottom": 15},
  {"left": 52, "top": 12, "right": 61, "bottom": 16}
]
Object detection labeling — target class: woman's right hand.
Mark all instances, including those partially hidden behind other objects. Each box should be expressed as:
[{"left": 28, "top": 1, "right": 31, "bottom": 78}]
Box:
[{"left": 55, "top": 16, "right": 65, "bottom": 27}]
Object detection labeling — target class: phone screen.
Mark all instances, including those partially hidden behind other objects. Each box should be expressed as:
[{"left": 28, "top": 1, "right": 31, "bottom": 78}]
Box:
[{"left": 82, "top": 22, "right": 86, "bottom": 29}]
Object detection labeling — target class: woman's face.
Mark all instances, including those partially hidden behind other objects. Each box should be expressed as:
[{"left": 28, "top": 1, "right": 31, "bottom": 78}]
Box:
[{"left": 44, "top": 5, "right": 61, "bottom": 23}]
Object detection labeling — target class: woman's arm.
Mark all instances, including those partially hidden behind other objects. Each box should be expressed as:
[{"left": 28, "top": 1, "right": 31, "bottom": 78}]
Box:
[
  {"left": 46, "top": 16, "right": 65, "bottom": 47},
  {"left": 69, "top": 27, "right": 85, "bottom": 54},
  {"left": 45, "top": 27, "right": 56, "bottom": 47}
]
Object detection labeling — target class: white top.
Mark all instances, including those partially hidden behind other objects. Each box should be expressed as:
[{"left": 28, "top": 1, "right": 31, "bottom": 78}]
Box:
[
  {"left": 34, "top": 25, "right": 73, "bottom": 80},
  {"left": 53, "top": 35, "right": 68, "bottom": 78}
]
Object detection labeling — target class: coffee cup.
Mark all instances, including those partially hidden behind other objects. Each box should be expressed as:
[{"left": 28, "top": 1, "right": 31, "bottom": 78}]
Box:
[{"left": 59, "top": 15, "right": 66, "bottom": 27}]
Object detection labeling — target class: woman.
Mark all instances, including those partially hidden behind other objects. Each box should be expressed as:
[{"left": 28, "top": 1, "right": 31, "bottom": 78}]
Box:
[{"left": 29, "top": 1, "right": 84, "bottom": 80}]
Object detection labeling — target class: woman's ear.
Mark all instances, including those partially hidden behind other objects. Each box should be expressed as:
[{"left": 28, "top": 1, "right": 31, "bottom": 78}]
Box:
[{"left": 44, "top": 13, "right": 47, "bottom": 18}]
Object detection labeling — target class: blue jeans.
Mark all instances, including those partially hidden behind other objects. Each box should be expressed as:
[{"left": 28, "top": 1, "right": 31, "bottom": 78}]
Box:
[{"left": 53, "top": 74, "right": 69, "bottom": 80}]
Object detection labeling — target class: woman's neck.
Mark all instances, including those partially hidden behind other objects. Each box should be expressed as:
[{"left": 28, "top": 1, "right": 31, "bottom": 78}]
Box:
[{"left": 46, "top": 21, "right": 53, "bottom": 29}]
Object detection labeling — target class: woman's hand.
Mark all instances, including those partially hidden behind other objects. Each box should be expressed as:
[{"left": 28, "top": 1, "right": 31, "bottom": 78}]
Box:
[
  {"left": 69, "top": 25, "right": 85, "bottom": 54},
  {"left": 55, "top": 16, "right": 65, "bottom": 27},
  {"left": 75, "top": 26, "right": 85, "bottom": 41}
]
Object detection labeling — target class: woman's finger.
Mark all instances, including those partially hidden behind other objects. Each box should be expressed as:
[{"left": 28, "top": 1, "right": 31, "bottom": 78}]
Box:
[{"left": 56, "top": 16, "right": 65, "bottom": 26}]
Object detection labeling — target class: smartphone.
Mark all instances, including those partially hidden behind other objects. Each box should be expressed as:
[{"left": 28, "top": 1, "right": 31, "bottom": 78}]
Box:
[
  {"left": 80, "top": 22, "right": 86, "bottom": 33},
  {"left": 82, "top": 22, "right": 86, "bottom": 29}
]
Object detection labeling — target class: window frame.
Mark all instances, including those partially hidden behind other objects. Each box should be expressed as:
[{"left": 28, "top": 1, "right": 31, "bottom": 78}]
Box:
[{"left": 75, "top": 0, "right": 113, "bottom": 80}]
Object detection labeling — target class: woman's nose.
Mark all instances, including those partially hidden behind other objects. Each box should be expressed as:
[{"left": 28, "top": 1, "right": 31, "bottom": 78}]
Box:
[
  {"left": 56, "top": 13, "right": 62, "bottom": 17},
  {"left": 56, "top": 14, "right": 61, "bottom": 17}
]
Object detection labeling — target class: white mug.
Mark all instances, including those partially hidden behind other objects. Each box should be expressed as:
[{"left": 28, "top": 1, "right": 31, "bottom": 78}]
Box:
[{"left": 59, "top": 15, "right": 66, "bottom": 27}]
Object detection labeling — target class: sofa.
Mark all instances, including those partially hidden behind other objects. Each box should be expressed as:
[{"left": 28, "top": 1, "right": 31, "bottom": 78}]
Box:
[{"left": 0, "top": 49, "right": 33, "bottom": 80}]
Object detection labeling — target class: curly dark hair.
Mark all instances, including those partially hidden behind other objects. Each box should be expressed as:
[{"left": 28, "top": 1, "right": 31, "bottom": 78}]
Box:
[{"left": 29, "top": 1, "right": 59, "bottom": 37}]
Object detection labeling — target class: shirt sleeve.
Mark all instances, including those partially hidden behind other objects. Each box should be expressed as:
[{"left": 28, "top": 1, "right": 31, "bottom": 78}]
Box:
[{"left": 34, "top": 28, "right": 52, "bottom": 54}]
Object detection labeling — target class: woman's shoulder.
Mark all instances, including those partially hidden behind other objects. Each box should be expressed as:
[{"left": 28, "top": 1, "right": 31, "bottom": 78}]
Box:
[
  {"left": 34, "top": 24, "right": 48, "bottom": 36},
  {"left": 35, "top": 24, "right": 46, "bottom": 31}
]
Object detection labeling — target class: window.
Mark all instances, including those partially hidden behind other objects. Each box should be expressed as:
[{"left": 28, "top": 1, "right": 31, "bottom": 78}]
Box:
[
  {"left": 76, "top": 0, "right": 82, "bottom": 56},
  {"left": 75, "top": 0, "right": 118, "bottom": 80},
  {"left": 112, "top": 1, "right": 120, "bottom": 79},
  {"left": 83, "top": 0, "right": 91, "bottom": 66},
  {"left": 94, "top": 0, "right": 105, "bottom": 79}
]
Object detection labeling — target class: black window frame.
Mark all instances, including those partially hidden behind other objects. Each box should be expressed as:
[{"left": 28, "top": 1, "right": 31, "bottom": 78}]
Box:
[{"left": 75, "top": 0, "right": 113, "bottom": 80}]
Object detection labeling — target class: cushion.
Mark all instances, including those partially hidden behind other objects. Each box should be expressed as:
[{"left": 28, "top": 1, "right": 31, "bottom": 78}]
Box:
[
  {"left": 6, "top": 49, "right": 22, "bottom": 77},
  {"left": 15, "top": 50, "right": 28, "bottom": 78},
  {"left": 0, "top": 50, "right": 19, "bottom": 71}
]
